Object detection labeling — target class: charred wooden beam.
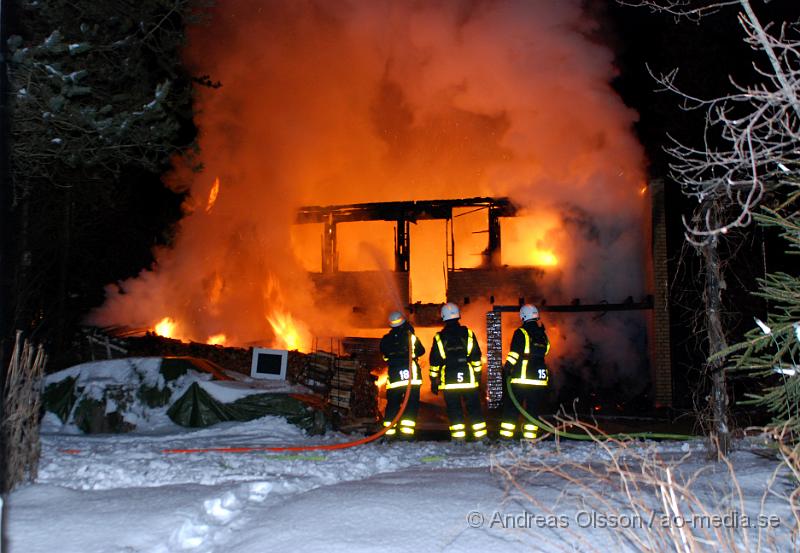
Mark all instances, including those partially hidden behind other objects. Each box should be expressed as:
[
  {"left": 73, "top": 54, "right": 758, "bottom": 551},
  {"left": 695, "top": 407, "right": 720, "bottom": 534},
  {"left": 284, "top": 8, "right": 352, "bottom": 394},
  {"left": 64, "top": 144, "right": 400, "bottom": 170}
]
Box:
[
  {"left": 296, "top": 197, "right": 517, "bottom": 225},
  {"left": 482, "top": 205, "right": 502, "bottom": 267},
  {"left": 322, "top": 215, "right": 338, "bottom": 273},
  {"left": 491, "top": 296, "right": 654, "bottom": 313},
  {"left": 395, "top": 218, "right": 410, "bottom": 273}
]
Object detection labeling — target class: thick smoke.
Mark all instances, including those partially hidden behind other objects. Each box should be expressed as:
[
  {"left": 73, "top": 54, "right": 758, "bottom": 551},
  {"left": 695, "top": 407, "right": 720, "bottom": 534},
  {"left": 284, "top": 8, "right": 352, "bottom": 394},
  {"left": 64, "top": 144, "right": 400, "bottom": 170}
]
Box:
[{"left": 90, "top": 0, "right": 648, "bottom": 381}]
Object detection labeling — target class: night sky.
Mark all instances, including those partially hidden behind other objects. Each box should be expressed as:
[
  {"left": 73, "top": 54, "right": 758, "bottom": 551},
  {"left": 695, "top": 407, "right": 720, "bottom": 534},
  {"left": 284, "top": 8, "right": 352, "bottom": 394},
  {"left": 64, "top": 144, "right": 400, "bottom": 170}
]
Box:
[{"left": 607, "top": 0, "right": 799, "bottom": 411}]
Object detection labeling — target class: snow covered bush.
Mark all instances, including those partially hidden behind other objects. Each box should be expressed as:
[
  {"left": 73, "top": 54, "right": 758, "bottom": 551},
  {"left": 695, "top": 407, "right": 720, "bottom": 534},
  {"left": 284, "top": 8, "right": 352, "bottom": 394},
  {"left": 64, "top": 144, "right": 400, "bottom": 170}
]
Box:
[{"left": 4, "top": 0, "right": 200, "bottom": 359}]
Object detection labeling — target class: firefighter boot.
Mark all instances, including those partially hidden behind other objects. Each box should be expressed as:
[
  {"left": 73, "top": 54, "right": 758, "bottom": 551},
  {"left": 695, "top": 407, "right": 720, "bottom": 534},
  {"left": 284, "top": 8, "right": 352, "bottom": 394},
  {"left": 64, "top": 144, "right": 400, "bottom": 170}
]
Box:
[
  {"left": 521, "top": 423, "right": 539, "bottom": 441},
  {"left": 471, "top": 421, "right": 488, "bottom": 443},
  {"left": 398, "top": 419, "right": 416, "bottom": 441},
  {"left": 499, "top": 421, "right": 517, "bottom": 440}
]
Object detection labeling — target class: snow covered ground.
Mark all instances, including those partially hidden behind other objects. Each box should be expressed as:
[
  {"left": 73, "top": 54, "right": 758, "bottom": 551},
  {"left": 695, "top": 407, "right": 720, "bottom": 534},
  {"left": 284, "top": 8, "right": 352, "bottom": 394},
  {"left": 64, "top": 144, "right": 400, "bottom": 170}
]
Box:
[{"left": 5, "top": 413, "right": 798, "bottom": 553}]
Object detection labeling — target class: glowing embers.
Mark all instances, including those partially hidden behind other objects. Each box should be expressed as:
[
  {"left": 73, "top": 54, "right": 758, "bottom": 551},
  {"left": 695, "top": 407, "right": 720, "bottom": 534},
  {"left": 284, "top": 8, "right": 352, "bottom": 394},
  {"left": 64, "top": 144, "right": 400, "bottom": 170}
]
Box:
[
  {"left": 206, "top": 177, "right": 220, "bottom": 213},
  {"left": 267, "top": 309, "right": 310, "bottom": 352}
]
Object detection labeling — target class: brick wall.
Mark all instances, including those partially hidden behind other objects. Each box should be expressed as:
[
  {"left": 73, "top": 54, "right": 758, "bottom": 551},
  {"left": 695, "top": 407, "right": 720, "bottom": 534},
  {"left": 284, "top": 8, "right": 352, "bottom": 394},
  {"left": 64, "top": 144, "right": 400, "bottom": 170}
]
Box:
[
  {"left": 486, "top": 310, "right": 503, "bottom": 408},
  {"left": 651, "top": 179, "right": 673, "bottom": 407}
]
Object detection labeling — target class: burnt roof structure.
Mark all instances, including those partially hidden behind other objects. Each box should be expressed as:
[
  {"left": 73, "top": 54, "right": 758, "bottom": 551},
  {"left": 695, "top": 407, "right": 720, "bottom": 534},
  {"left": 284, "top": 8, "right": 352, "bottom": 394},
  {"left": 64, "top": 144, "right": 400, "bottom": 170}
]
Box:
[
  {"left": 296, "top": 197, "right": 516, "bottom": 224},
  {"left": 296, "top": 197, "right": 517, "bottom": 273}
]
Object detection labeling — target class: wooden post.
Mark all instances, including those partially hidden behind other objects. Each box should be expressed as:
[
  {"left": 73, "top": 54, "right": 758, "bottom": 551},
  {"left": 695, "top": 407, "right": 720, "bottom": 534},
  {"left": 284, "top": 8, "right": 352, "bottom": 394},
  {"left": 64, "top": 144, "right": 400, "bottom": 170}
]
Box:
[
  {"left": 394, "top": 218, "right": 409, "bottom": 273},
  {"left": 322, "top": 215, "right": 338, "bottom": 273},
  {"left": 484, "top": 206, "right": 502, "bottom": 268}
]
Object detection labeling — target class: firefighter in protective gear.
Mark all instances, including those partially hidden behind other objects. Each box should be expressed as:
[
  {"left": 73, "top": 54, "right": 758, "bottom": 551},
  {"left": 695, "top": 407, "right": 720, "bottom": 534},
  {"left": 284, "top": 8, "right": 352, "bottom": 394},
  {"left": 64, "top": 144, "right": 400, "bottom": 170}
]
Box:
[
  {"left": 380, "top": 311, "right": 425, "bottom": 439},
  {"left": 429, "top": 302, "right": 487, "bottom": 441},
  {"left": 500, "top": 304, "right": 550, "bottom": 440}
]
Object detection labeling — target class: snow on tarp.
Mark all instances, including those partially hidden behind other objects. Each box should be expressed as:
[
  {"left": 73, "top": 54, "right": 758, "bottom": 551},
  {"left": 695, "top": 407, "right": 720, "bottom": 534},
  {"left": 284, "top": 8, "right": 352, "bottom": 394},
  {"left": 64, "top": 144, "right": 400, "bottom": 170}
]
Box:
[
  {"left": 167, "top": 382, "right": 325, "bottom": 433},
  {"left": 42, "top": 358, "right": 187, "bottom": 433},
  {"left": 198, "top": 380, "right": 296, "bottom": 403},
  {"left": 42, "top": 358, "right": 325, "bottom": 434}
]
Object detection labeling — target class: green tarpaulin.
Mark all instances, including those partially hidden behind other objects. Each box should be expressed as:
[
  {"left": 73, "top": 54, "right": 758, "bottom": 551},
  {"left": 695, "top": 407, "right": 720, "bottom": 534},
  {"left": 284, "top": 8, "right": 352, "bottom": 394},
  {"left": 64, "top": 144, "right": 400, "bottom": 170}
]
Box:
[
  {"left": 42, "top": 376, "right": 78, "bottom": 423},
  {"left": 167, "top": 382, "right": 325, "bottom": 433},
  {"left": 42, "top": 358, "right": 327, "bottom": 434}
]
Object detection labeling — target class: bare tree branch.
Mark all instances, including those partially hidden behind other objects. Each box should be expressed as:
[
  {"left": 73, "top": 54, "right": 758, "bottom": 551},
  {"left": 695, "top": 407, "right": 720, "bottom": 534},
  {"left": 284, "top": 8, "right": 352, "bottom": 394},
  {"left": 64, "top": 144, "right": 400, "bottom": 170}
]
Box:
[
  {"left": 641, "top": 0, "right": 800, "bottom": 241},
  {"left": 618, "top": 0, "right": 740, "bottom": 21}
]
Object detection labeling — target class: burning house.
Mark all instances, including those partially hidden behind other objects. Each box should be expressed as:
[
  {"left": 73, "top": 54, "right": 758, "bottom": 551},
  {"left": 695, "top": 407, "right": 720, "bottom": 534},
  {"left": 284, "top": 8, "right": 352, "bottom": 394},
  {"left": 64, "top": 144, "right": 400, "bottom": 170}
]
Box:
[
  {"left": 295, "top": 196, "right": 536, "bottom": 327},
  {"left": 293, "top": 193, "right": 670, "bottom": 411},
  {"left": 87, "top": 0, "right": 669, "bottom": 418}
]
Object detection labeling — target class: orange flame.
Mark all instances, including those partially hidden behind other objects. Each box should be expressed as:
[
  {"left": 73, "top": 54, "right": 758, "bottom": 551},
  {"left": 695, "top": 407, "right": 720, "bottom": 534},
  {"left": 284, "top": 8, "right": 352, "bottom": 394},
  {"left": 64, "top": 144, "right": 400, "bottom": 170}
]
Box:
[
  {"left": 502, "top": 214, "right": 565, "bottom": 270},
  {"left": 530, "top": 250, "right": 559, "bottom": 267},
  {"left": 153, "top": 317, "right": 177, "bottom": 338},
  {"left": 207, "top": 333, "right": 227, "bottom": 346},
  {"left": 208, "top": 273, "right": 224, "bottom": 306},
  {"left": 206, "top": 177, "right": 220, "bottom": 213},
  {"left": 374, "top": 372, "right": 388, "bottom": 389},
  {"left": 267, "top": 310, "right": 310, "bottom": 351}
]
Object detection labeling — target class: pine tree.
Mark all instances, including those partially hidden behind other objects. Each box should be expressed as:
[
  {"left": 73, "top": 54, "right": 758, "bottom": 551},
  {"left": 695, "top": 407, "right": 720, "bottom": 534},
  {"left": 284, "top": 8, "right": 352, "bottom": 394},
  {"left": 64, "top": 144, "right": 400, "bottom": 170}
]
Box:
[
  {"left": 723, "top": 203, "right": 800, "bottom": 440},
  {"left": 4, "top": 0, "right": 200, "bottom": 356},
  {"left": 627, "top": 0, "right": 800, "bottom": 455},
  {"left": 7, "top": 0, "right": 199, "bottom": 184}
]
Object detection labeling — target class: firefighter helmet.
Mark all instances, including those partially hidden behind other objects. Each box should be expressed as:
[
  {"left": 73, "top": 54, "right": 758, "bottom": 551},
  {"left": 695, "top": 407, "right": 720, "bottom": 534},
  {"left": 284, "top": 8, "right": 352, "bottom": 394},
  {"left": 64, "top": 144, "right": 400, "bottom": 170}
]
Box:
[
  {"left": 520, "top": 304, "right": 539, "bottom": 322},
  {"left": 388, "top": 311, "right": 406, "bottom": 328},
  {"left": 441, "top": 302, "right": 460, "bottom": 321}
]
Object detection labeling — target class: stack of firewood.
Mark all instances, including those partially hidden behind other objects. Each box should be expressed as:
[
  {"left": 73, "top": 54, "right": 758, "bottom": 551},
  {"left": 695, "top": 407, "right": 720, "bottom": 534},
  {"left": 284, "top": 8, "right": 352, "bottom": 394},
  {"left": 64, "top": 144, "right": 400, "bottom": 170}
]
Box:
[
  {"left": 286, "top": 350, "right": 306, "bottom": 383},
  {"left": 349, "top": 361, "right": 379, "bottom": 419},
  {"left": 341, "top": 337, "right": 383, "bottom": 370},
  {"left": 329, "top": 355, "right": 357, "bottom": 410},
  {"left": 300, "top": 350, "right": 335, "bottom": 394},
  {"left": 122, "top": 333, "right": 253, "bottom": 376},
  {"left": 294, "top": 350, "right": 378, "bottom": 421}
]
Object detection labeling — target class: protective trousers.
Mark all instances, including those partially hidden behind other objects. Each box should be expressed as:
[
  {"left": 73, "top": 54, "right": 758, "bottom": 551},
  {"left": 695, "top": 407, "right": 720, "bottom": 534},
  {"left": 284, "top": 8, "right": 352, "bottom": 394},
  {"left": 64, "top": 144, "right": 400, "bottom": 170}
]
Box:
[
  {"left": 500, "top": 383, "right": 546, "bottom": 439},
  {"left": 383, "top": 385, "right": 420, "bottom": 438},
  {"left": 443, "top": 388, "right": 486, "bottom": 440}
]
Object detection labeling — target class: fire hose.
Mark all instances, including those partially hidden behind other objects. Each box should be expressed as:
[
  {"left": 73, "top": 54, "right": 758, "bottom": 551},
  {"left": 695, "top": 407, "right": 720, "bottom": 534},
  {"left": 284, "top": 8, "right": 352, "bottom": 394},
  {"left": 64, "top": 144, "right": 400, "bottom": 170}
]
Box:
[
  {"left": 70, "top": 376, "right": 692, "bottom": 457},
  {"left": 506, "top": 379, "right": 695, "bottom": 441}
]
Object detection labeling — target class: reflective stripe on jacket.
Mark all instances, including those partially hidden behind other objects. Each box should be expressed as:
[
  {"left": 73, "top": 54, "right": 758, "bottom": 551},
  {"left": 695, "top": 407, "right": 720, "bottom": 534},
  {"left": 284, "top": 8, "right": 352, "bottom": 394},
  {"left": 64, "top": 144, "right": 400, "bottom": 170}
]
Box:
[
  {"left": 429, "top": 322, "right": 482, "bottom": 390},
  {"left": 505, "top": 322, "right": 550, "bottom": 386},
  {"left": 381, "top": 325, "right": 425, "bottom": 388}
]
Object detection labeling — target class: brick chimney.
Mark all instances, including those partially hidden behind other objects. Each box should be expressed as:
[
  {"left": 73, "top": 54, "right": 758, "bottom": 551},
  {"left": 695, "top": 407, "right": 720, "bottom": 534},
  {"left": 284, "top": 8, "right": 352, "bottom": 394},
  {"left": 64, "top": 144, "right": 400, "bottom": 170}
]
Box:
[{"left": 651, "top": 179, "right": 673, "bottom": 407}]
